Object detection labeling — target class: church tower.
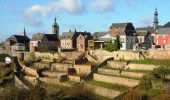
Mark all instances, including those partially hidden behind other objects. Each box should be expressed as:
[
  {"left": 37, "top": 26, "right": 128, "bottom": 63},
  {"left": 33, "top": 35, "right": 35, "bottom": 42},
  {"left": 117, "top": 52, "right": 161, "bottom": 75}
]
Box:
[
  {"left": 153, "top": 8, "right": 159, "bottom": 30},
  {"left": 52, "top": 18, "right": 59, "bottom": 38}
]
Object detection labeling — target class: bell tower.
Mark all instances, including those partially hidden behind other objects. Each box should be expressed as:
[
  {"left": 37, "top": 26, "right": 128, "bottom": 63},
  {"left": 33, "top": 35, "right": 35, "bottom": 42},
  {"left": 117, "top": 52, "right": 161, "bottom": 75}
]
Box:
[
  {"left": 153, "top": 8, "right": 159, "bottom": 30},
  {"left": 52, "top": 18, "right": 59, "bottom": 38}
]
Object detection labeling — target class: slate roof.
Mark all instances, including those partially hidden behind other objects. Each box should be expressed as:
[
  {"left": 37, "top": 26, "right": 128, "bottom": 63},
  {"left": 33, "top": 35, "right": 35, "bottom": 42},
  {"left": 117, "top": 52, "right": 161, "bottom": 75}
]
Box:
[
  {"left": 163, "top": 21, "right": 170, "bottom": 27},
  {"left": 135, "top": 30, "right": 148, "bottom": 36},
  {"left": 110, "top": 23, "right": 130, "bottom": 28},
  {"left": 92, "top": 32, "right": 109, "bottom": 39},
  {"left": 31, "top": 33, "right": 59, "bottom": 41},
  {"left": 136, "top": 27, "right": 156, "bottom": 34},
  {"left": 61, "top": 31, "right": 92, "bottom": 39},
  {"left": 60, "top": 32, "right": 75, "bottom": 39},
  {"left": 6, "top": 35, "right": 30, "bottom": 45},
  {"left": 156, "top": 28, "right": 170, "bottom": 35},
  {"left": 31, "top": 33, "right": 44, "bottom": 41}
]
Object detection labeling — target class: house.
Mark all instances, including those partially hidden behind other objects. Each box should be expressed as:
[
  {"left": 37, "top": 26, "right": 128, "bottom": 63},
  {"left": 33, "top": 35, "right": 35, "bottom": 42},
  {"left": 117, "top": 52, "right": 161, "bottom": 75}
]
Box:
[
  {"left": 76, "top": 32, "right": 92, "bottom": 52},
  {"left": 109, "top": 22, "right": 136, "bottom": 35},
  {"left": 119, "top": 31, "right": 137, "bottom": 50},
  {"left": 60, "top": 30, "right": 90, "bottom": 50},
  {"left": 135, "top": 30, "right": 153, "bottom": 49},
  {"left": 93, "top": 32, "right": 112, "bottom": 49},
  {"left": 30, "top": 18, "right": 60, "bottom": 52},
  {"left": 4, "top": 29, "right": 30, "bottom": 52},
  {"left": 153, "top": 28, "right": 170, "bottom": 49},
  {"left": 30, "top": 33, "right": 59, "bottom": 52}
]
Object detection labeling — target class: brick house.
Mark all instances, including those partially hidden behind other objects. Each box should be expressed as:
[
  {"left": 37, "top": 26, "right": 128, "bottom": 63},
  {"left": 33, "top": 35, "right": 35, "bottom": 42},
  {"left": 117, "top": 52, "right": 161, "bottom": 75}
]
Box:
[
  {"left": 60, "top": 30, "right": 91, "bottom": 51},
  {"left": 153, "top": 28, "right": 170, "bottom": 49},
  {"left": 76, "top": 33, "right": 92, "bottom": 52}
]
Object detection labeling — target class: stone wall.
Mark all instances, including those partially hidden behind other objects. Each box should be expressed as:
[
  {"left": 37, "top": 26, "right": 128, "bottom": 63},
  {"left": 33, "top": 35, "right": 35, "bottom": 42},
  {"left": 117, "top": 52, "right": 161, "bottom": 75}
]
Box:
[
  {"left": 68, "top": 75, "right": 81, "bottom": 82},
  {"left": 147, "top": 50, "right": 170, "bottom": 59},
  {"left": 89, "top": 50, "right": 140, "bottom": 61},
  {"left": 23, "top": 65, "right": 39, "bottom": 77},
  {"left": 24, "top": 76, "right": 37, "bottom": 85},
  {"left": 33, "top": 52, "right": 59, "bottom": 60},
  {"left": 74, "top": 64, "right": 91, "bottom": 74},
  {"left": 86, "top": 83, "right": 122, "bottom": 99},
  {"left": 51, "top": 63, "right": 73, "bottom": 72},
  {"left": 128, "top": 64, "right": 157, "bottom": 71},
  {"left": 60, "top": 52, "right": 85, "bottom": 60},
  {"left": 97, "top": 68, "right": 144, "bottom": 79},
  {"left": 93, "top": 74, "right": 139, "bottom": 87},
  {"left": 107, "top": 61, "right": 126, "bottom": 69}
]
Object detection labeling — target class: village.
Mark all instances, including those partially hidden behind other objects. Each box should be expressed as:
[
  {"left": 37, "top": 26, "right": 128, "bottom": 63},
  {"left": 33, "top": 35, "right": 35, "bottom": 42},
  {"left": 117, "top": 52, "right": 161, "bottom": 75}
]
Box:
[{"left": 0, "top": 8, "right": 170, "bottom": 100}]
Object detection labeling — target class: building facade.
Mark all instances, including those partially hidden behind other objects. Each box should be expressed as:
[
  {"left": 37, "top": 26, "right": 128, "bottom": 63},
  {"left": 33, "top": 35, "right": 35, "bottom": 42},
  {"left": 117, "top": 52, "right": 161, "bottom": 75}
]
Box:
[
  {"left": 153, "top": 28, "right": 170, "bottom": 49},
  {"left": 76, "top": 33, "right": 92, "bottom": 52}
]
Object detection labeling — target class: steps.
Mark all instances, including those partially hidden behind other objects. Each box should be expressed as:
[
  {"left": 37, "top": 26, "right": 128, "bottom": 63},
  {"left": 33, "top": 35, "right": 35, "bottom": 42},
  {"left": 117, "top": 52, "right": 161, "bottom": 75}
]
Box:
[{"left": 86, "top": 60, "right": 156, "bottom": 99}]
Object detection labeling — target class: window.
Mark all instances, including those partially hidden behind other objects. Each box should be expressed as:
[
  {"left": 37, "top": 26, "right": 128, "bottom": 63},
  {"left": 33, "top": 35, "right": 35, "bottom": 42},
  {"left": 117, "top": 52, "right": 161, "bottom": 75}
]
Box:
[{"left": 164, "top": 40, "right": 166, "bottom": 44}]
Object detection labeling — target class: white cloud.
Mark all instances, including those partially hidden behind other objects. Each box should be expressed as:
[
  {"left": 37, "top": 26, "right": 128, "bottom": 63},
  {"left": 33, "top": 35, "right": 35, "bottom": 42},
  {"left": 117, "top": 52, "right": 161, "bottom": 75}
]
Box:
[
  {"left": 90, "top": 0, "right": 115, "bottom": 13},
  {"left": 23, "top": 0, "right": 86, "bottom": 28}
]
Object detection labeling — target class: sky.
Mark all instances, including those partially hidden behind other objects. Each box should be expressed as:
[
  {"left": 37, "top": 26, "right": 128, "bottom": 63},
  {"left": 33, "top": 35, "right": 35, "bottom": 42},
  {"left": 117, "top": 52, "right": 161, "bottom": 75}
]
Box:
[{"left": 0, "top": 0, "right": 170, "bottom": 42}]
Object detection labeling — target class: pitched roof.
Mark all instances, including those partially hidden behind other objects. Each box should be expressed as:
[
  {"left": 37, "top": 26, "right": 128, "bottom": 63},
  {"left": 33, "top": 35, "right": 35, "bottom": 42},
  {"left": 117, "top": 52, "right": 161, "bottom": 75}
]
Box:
[
  {"left": 136, "top": 27, "right": 156, "bottom": 33},
  {"left": 110, "top": 23, "right": 130, "bottom": 28},
  {"left": 45, "top": 34, "right": 59, "bottom": 41},
  {"left": 110, "top": 31, "right": 120, "bottom": 36},
  {"left": 163, "top": 21, "right": 170, "bottom": 27},
  {"left": 61, "top": 32, "right": 75, "bottom": 39},
  {"left": 31, "top": 33, "right": 59, "bottom": 41},
  {"left": 92, "top": 32, "right": 109, "bottom": 39},
  {"left": 6, "top": 35, "right": 30, "bottom": 44},
  {"left": 135, "top": 30, "right": 148, "bottom": 36},
  {"left": 31, "top": 33, "right": 44, "bottom": 41},
  {"left": 156, "top": 28, "right": 170, "bottom": 35}
]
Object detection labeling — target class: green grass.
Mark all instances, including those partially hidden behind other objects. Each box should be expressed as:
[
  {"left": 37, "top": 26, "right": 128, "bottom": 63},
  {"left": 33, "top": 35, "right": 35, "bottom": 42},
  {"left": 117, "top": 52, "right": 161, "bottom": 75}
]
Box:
[
  {"left": 131, "top": 59, "right": 170, "bottom": 66},
  {"left": 89, "top": 80, "right": 129, "bottom": 92}
]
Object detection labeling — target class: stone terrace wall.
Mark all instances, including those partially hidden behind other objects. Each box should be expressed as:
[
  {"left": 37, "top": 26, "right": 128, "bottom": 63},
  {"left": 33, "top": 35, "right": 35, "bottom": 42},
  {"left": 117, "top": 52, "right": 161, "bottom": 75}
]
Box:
[
  {"left": 98, "top": 68, "right": 144, "bottom": 79},
  {"left": 128, "top": 64, "right": 157, "bottom": 71},
  {"left": 33, "top": 52, "right": 59, "bottom": 60},
  {"left": 60, "top": 52, "right": 85, "bottom": 60},
  {"left": 93, "top": 74, "right": 139, "bottom": 87},
  {"left": 86, "top": 83, "right": 122, "bottom": 99},
  {"left": 51, "top": 63, "right": 73, "bottom": 72},
  {"left": 147, "top": 50, "right": 170, "bottom": 59},
  {"left": 68, "top": 75, "right": 81, "bottom": 82},
  {"left": 74, "top": 65, "right": 91, "bottom": 74},
  {"left": 107, "top": 61, "right": 126, "bottom": 69},
  {"left": 89, "top": 50, "right": 140, "bottom": 61},
  {"left": 23, "top": 65, "right": 39, "bottom": 77}
]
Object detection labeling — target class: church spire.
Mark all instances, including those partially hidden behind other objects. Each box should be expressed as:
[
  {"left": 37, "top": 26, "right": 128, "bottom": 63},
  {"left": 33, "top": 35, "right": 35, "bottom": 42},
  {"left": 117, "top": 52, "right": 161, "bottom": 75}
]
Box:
[
  {"left": 23, "top": 28, "right": 26, "bottom": 36},
  {"left": 153, "top": 8, "right": 159, "bottom": 30}
]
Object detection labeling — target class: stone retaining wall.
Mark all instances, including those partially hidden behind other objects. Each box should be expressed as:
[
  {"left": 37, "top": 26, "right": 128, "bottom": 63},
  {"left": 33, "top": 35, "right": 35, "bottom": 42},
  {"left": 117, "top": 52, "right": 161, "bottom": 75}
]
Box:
[
  {"left": 68, "top": 75, "right": 81, "bottom": 82},
  {"left": 86, "top": 83, "right": 122, "bottom": 99},
  {"left": 107, "top": 61, "right": 126, "bottom": 69},
  {"left": 93, "top": 74, "right": 139, "bottom": 87},
  {"left": 128, "top": 64, "right": 157, "bottom": 71},
  {"left": 23, "top": 65, "right": 39, "bottom": 77},
  {"left": 24, "top": 76, "right": 37, "bottom": 85},
  {"left": 74, "top": 65, "right": 91, "bottom": 74},
  {"left": 51, "top": 63, "right": 73, "bottom": 72},
  {"left": 97, "top": 68, "right": 144, "bottom": 79},
  {"left": 89, "top": 50, "right": 140, "bottom": 61}
]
